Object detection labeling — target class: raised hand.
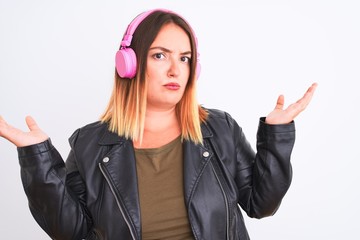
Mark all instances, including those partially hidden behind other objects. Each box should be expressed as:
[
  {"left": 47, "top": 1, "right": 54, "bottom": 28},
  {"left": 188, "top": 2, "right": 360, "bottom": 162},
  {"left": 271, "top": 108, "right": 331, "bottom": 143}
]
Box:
[
  {"left": 0, "top": 115, "right": 48, "bottom": 147},
  {"left": 265, "top": 83, "right": 318, "bottom": 125}
]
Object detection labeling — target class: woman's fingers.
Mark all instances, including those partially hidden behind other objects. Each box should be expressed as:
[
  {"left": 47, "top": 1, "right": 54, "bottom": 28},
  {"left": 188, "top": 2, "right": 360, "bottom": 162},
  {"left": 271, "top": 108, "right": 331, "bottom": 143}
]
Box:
[
  {"left": 0, "top": 116, "right": 22, "bottom": 145},
  {"left": 288, "top": 82, "right": 318, "bottom": 116},
  {"left": 0, "top": 115, "right": 13, "bottom": 138}
]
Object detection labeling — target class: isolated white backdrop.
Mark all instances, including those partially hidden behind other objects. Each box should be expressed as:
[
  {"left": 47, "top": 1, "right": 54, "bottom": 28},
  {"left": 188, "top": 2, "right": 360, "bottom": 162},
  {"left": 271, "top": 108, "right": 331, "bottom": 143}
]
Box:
[{"left": 1, "top": 0, "right": 359, "bottom": 239}]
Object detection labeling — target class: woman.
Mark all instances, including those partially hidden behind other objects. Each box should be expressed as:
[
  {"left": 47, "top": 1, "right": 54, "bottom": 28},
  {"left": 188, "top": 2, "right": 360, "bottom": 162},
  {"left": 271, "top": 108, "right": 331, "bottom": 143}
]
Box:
[{"left": 0, "top": 9, "right": 317, "bottom": 240}]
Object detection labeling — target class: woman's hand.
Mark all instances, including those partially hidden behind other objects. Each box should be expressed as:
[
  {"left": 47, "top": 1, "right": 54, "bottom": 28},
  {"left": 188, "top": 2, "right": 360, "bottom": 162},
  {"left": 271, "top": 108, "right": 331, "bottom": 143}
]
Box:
[
  {"left": 265, "top": 83, "right": 318, "bottom": 125},
  {"left": 0, "top": 115, "right": 48, "bottom": 147}
]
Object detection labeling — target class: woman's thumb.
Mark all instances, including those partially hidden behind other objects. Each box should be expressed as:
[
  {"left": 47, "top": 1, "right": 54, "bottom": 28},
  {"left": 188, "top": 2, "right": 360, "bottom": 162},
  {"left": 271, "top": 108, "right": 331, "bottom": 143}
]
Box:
[{"left": 25, "top": 116, "right": 40, "bottom": 131}]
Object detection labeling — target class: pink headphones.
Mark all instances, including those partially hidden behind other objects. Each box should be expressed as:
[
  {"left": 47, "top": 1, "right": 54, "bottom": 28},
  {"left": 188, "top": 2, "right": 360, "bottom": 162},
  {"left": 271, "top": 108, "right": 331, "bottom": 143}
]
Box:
[{"left": 115, "top": 9, "right": 200, "bottom": 79}]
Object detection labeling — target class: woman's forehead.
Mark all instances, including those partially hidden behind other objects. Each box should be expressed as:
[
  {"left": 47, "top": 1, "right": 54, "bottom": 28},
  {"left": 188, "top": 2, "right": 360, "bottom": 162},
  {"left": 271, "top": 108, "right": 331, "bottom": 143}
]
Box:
[{"left": 150, "top": 23, "right": 191, "bottom": 52}]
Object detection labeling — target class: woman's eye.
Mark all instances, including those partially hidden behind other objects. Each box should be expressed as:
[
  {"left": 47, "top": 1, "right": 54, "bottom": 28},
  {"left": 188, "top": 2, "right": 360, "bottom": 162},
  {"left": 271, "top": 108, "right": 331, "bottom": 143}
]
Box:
[
  {"left": 181, "top": 56, "right": 191, "bottom": 63},
  {"left": 153, "top": 53, "right": 165, "bottom": 60}
]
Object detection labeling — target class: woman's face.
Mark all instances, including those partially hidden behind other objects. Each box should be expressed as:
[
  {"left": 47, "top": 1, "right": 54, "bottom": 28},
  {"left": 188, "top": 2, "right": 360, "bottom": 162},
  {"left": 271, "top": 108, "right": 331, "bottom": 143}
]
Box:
[{"left": 145, "top": 23, "right": 191, "bottom": 111}]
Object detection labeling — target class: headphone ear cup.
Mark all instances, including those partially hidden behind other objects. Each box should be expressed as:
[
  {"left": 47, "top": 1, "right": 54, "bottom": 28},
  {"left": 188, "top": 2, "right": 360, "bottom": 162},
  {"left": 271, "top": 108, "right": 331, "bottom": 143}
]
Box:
[{"left": 115, "top": 48, "right": 137, "bottom": 78}]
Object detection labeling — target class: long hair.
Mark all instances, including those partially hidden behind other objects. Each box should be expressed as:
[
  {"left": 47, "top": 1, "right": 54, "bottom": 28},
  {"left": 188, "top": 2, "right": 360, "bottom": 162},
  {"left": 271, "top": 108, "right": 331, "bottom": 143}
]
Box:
[{"left": 100, "top": 10, "right": 208, "bottom": 144}]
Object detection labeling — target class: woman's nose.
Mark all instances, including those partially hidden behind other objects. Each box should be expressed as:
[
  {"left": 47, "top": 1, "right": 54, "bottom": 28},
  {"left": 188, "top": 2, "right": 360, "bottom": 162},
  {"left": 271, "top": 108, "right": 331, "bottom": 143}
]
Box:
[{"left": 167, "top": 58, "right": 180, "bottom": 78}]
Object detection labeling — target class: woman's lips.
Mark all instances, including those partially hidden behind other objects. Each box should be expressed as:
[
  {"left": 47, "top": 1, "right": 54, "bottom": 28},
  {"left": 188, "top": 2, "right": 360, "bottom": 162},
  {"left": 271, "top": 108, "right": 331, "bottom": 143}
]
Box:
[{"left": 164, "top": 82, "right": 180, "bottom": 90}]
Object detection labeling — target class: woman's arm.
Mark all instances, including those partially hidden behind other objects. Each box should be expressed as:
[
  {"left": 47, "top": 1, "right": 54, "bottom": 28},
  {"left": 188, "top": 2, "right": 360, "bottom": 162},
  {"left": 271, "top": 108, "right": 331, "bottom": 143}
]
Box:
[
  {"left": 234, "top": 83, "right": 317, "bottom": 217},
  {"left": 18, "top": 139, "right": 91, "bottom": 239},
  {"left": 1, "top": 117, "right": 91, "bottom": 239}
]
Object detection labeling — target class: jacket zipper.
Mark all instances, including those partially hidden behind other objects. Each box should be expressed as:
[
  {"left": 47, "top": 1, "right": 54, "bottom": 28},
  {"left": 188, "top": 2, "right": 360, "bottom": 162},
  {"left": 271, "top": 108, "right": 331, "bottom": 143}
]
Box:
[
  {"left": 98, "top": 163, "right": 136, "bottom": 240},
  {"left": 210, "top": 161, "right": 230, "bottom": 240}
]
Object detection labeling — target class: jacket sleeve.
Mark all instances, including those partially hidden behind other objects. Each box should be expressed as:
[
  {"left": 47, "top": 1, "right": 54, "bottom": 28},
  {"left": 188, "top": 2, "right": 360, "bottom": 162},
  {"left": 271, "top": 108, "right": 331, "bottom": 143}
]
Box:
[
  {"left": 17, "top": 132, "right": 92, "bottom": 240},
  {"left": 226, "top": 114, "right": 295, "bottom": 218}
]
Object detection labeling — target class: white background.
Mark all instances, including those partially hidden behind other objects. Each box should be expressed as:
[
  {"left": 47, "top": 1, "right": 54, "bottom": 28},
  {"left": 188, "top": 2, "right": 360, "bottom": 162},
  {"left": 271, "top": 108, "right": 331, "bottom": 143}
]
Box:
[{"left": 1, "top": 0, "right": 359, "bottom": 239}]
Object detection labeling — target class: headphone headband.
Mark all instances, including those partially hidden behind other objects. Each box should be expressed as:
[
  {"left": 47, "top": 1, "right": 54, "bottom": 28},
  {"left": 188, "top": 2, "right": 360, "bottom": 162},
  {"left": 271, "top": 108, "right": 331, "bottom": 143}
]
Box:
[{"left": 121, "top": 9, "right": 170, "bottom": 47}]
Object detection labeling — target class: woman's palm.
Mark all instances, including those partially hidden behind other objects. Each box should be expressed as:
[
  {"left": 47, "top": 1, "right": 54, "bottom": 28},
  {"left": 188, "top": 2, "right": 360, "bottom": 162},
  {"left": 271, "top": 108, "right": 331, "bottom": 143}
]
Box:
[{"left": 0, "top": 116, "right": 48, "bottom": 147}]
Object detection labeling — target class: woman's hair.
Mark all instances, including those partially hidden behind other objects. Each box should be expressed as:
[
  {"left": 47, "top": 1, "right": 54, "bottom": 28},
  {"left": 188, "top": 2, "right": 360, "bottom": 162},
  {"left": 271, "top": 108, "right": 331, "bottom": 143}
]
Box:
[{"left": 100, "top": 10, "right": 208, "bottom": 144}]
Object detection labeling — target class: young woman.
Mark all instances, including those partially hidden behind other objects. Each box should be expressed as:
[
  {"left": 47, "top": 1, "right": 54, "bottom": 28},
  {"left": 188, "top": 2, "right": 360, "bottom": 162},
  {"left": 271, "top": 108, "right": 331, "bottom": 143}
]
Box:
[{"left": 0, "top": 9, "right": 317, "bottom": 240}]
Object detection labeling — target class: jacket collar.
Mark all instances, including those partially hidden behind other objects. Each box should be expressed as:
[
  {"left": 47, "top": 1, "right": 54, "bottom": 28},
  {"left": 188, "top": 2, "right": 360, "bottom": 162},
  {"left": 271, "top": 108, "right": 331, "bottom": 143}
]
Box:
[
  {"left": 98, "top": 129, "right": 127, "bottom": 145},
  {"left": 97, "top": 122, "right": 213, "bottom": 146},
  {"left": 201, "top": 122, "right": 213, "bottom": 138}
]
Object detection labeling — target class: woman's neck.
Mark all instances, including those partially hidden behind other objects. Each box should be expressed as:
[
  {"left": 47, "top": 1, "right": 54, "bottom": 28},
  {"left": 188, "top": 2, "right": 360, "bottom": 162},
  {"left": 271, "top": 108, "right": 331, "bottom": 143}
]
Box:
[{"left": 133, "top": 107, "right": 181, "bottom": 149}]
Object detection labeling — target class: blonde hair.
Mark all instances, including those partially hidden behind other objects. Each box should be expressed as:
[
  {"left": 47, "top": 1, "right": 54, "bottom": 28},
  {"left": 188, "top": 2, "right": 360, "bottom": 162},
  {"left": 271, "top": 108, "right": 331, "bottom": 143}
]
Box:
[{"left": 100, "top": 10, "right": 208, "bottom": 144}]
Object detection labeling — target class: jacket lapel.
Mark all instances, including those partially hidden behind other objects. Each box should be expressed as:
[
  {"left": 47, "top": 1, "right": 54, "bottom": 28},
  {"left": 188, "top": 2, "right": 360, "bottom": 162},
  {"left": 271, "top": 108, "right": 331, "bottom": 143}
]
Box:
[
  {"left": 183, "top": 123, "right": 213, "bottom": 206},
  {"left": 98, "top": 130, "right": 141, "bottom": 239}
]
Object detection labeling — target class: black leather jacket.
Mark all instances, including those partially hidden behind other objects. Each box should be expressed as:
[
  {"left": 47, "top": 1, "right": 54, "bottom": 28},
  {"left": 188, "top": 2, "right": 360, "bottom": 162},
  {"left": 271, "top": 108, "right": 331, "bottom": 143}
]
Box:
[{"left": 18, "top": 109, "right": 295, "bottom": 240}]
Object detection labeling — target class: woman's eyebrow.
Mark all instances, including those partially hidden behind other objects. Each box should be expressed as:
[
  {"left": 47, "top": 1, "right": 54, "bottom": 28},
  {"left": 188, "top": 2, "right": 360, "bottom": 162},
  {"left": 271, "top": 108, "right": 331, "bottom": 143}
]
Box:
[{"left": 149, "top": 46, "right": 191, "bottom": 55}]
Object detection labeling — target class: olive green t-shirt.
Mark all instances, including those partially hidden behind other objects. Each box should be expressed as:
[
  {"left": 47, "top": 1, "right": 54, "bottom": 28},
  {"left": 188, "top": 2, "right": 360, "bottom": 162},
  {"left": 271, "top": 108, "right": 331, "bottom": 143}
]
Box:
[{"left": 135, "top": 136, "right": 194, "bottom": 240}]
